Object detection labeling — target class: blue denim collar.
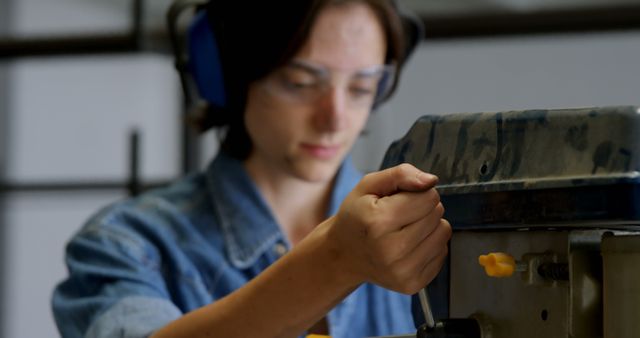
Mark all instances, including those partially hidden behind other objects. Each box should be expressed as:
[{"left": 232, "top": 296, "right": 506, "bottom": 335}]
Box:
[{"left": 206, "top": 152, "right": 362, "bottom": 269}]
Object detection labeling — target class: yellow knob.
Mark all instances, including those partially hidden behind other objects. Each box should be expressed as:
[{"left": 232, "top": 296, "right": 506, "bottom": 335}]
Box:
[{"left": 478, "top": 252, "right": 516, "bottom": 277}]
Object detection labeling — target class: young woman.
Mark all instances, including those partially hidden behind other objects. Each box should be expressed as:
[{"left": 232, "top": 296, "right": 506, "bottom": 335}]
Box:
[{"left": 52, "top": 1, "right": 451, "bottom": 337}]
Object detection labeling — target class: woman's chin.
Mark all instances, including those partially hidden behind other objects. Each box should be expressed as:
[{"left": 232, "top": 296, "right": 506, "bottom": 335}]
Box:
[{"left": 291, "top": 160, "right": 342, "bottom": 184}]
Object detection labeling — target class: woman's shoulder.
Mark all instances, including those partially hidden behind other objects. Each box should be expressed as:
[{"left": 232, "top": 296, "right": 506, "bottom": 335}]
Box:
[{"left": 74, "top": 171, "right": 220, "bottom": 250}]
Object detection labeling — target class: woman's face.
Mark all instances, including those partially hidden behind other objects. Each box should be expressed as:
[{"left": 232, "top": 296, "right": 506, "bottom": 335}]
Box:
[{"left": 244, "top": 2, "right": 387, "bottom": 183}]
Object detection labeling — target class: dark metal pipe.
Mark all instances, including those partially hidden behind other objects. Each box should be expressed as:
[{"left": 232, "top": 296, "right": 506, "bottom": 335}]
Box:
[
  {"left": 131, "top": 0, "right": 144, "bottom": 49},
  {"left": 0, "top": 0, "right": 158, "bottom": 60},
  {"left": 128, "top": 129, "right": 141, "bottom": 196},
  {"left": 0, "top": 180, "right": 169, "bottom": 193},
  {"left": 0, "top": 35, "right": 138, "bottom": 59}
]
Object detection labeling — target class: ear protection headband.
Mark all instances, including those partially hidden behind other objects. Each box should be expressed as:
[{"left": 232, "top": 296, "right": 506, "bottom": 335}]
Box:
[
  {"left": 168, "top": 0, "right": 423, "bottom": 114},
  {"left": 168, "top": 0, "right": 225, "bottom": 113},
  {"left": 186, "top": 9, "right": 226, "bottom": 108}
]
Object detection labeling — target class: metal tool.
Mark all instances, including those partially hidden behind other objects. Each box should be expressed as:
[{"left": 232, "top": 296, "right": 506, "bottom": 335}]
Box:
[{"left": 418, "top": 288, "right": 436, "bottom": 329}]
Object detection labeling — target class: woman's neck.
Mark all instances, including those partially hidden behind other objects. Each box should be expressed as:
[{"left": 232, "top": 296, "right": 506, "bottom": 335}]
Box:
[{"left": 244, "top": 159, "right": 336, "bottom": 246}]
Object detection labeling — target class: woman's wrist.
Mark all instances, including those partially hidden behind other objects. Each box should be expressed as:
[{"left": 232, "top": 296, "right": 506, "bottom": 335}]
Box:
[{"left": 301, "top": 216, "right": 366, "bottom": 291}]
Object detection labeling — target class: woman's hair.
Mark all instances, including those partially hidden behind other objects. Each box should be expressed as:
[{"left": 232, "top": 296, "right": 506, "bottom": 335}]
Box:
[{"left": 196, "top": 0, "right": 416, "bottom": 160}]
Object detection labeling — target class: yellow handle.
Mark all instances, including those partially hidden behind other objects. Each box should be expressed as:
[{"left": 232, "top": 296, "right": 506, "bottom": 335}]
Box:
[
  {"left": 478, "top": 252, "right": 516, "bottom": 277},
  {"left": 306, "top": 335, "right": 331, "bottom": 338}
]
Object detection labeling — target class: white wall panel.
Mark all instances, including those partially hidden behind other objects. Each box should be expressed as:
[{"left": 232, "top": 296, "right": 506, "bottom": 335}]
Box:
[{"left": 7, "top": 55, "right": 181, "bottom": 182}]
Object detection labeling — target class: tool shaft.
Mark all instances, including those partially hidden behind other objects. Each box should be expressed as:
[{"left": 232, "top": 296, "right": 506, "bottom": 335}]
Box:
[{"left": 418, "top": 289, "right": 436, "bottom": 329}]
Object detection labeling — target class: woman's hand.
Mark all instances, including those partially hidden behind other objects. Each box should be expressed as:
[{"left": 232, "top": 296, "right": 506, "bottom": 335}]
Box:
[{"left": 326, "top": 163, "right": 451, "bottom": 294}]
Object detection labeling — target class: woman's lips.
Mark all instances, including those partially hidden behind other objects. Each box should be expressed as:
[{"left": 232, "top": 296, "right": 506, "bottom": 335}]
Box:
[{"left": 300, "top": 143, "right": 341, "bottom": 160}]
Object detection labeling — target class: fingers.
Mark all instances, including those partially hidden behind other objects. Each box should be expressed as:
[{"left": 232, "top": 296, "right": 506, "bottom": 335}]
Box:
[
  {"left": 384, "top": 202, "right": 445, "bottom": 261},
  {"left": 367, "top": 217, "right": 451, "bottom": 294},
  {"left": 357, "top": 186, "right": 441, "bottom": 238},
  {"left": 371, "top": 188, "right": 441, "bottom": 231},
  {"left": 391, "top": 218, "right": 452, "bottom": 294},
  {"left": 358, "top": 163, "right": 438, "bottom": 197},
  {"left": 415, "top": 219, "right": 452, "bottom": 287},
  {"left": 346, "top": 163, "right": 440, "bottom": 237}
]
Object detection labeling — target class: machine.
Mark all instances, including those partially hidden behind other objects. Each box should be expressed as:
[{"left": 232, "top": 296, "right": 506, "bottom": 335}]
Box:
[{"left": 379, "top": 105, "right": 640, "bottom": 338}]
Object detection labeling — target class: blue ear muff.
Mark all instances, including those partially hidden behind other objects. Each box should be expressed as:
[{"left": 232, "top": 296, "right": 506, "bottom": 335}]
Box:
[{"left": 187, "top": 10, "right": 226, "bottom": 108}]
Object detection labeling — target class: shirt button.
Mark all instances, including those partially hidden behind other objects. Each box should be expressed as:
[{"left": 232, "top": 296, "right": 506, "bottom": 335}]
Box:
[{"left": 274, "top": 243, "right": 288, "bottom": 257}]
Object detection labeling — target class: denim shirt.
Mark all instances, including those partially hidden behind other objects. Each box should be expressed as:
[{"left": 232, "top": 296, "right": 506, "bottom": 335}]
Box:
[{"left": 52, "top": 153, "right": 414, "bottom": 338}]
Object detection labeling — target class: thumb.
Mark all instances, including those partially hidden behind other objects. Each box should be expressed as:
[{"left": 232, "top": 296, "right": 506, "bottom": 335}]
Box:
[{"left": 357, "top": 163, "right": 438, "bottom": 197}]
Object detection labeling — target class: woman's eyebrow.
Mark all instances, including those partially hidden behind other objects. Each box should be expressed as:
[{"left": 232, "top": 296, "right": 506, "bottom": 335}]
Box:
[
  {"left": 287, "top": 59, "right": 387, "bottom": 78},
  {"left": 287, "top": 60, "right": 327, "bottom": 76}
]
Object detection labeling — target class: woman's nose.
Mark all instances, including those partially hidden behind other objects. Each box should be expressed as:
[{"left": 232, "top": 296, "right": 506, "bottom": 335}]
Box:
[{"left": 313, "top": 86, "right": 347, "bottom": 132}]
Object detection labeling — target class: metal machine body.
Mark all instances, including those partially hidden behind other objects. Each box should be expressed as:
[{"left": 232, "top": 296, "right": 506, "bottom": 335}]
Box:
[{"left": 379, "top": 106, "right": 640, "bottom": 338}]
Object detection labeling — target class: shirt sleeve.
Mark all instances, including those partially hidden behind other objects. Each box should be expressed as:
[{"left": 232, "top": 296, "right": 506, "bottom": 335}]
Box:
[
  {"left": 51, "top": 210, "right": 182, "bottom": 338},
  {"left": 85, "top": 296, "right": 181, "bottom": 338}
]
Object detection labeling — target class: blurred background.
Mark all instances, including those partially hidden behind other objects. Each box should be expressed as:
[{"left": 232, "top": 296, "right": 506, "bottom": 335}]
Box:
[{"left": 0, "top": 0, "right": 639, "bottom": 337}]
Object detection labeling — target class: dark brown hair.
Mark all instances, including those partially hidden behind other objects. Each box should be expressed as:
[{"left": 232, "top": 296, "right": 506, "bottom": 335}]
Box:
[{"left": 197, "top": 0, "right": 413, "bottom": 160}]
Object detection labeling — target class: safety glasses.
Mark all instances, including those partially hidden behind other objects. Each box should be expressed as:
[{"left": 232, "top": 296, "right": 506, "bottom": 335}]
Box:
[{"left": 262, "top": 59, "right": 396, "bottom": 109}]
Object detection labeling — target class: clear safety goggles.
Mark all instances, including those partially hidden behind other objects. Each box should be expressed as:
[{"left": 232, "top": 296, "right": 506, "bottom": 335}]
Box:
[{"left": 261, "top": 59, "right": 396, "bottom": 109}]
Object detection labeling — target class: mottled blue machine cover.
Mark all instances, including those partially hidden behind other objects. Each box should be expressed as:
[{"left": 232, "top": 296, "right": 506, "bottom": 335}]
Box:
[{"left": 381, "top": 106, "right": 640, "bottom": 229}]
